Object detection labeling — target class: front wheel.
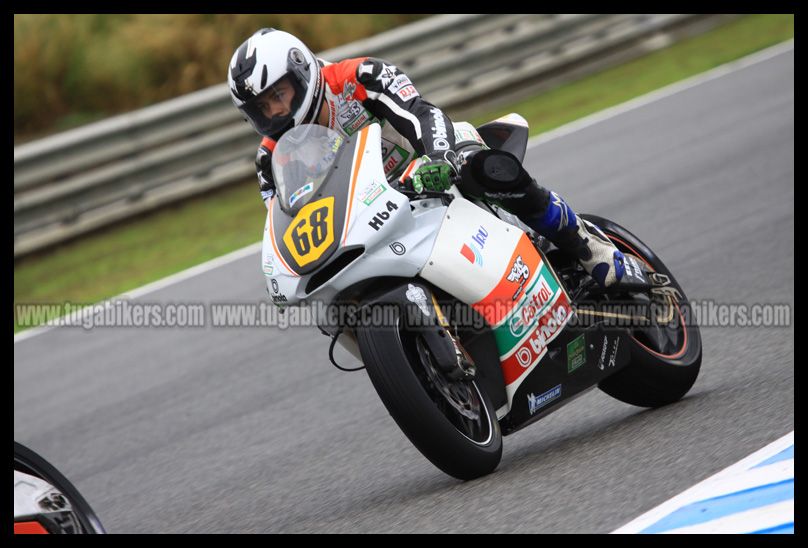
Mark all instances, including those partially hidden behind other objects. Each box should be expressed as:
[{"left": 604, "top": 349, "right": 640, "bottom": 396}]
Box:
[
  {"left": 581, "top": 215, "right": 702, "bottom": 408},
  {"left": 356, "top": 303, "right": 502, "bottom": 481}
]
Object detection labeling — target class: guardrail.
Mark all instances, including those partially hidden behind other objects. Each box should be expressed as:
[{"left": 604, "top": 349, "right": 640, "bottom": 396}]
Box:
[{"left": 13, "top": 13, "right": 733, "bottom": 257}]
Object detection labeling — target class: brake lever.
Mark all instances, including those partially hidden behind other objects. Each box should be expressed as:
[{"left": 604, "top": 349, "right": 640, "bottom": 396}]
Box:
[{"left": 394, "top": 175, "right": 461, "bottom": 205}]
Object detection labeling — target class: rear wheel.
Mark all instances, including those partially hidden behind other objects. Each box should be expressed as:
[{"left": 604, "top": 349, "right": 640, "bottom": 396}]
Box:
[
  {"left": 356, "top": 303, "right": 502, "bottom": 480},
  {"left": 581, "top": 215, "right": 702, "bottom": 408}
]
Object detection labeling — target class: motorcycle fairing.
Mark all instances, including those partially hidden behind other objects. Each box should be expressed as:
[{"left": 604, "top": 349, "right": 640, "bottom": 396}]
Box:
[
  {"left": 269, "top": 134, "right": 359, "bottom": 276},
  {"left": 420, "top": 198, "right": 573, "bottom": 414},
  {"left": 263, "top": 124, "right": 438, "bottom": 308}
]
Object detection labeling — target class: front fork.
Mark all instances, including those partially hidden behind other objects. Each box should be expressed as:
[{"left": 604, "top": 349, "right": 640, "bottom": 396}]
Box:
[{"left": 364, "top": 281, "right": 477, "bottom": 382}]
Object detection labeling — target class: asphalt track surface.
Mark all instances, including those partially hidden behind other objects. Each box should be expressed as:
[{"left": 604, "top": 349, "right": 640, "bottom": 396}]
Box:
[{"left": 14, "top": 49, "right": 793, "bottom": 533}]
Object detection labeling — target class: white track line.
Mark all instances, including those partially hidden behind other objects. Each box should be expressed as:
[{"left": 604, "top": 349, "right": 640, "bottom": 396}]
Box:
[
  {"left": 14, "top": 39, "right": 794, "bottom": 344},
  {"left": 612, "top": 431, "right": 794, "bottom": 534}
]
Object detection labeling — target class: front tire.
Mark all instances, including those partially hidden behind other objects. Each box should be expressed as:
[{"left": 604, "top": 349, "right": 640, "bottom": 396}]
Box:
[
  {"left": 356, "top": 303, "right": 502, "bottom": 481},
  {"left": 582, "top": 215, "right": 702, "bottom": 408}
]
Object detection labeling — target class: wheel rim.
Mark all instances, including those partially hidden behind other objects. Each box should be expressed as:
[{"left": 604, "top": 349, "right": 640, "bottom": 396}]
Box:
[{"left": 395, "top": 319, "right": 494, "bottom": 446}]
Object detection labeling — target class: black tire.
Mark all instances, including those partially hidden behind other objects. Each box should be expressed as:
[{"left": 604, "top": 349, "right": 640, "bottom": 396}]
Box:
[
  {"left": 582, "top": 215, "right": 702, "bottom": 408},
  {"left": 14, "top": 441, "right": 106, "bottom": 534},
  {"left": 356, "top": 303, "right": 502, "bottom": 480}
]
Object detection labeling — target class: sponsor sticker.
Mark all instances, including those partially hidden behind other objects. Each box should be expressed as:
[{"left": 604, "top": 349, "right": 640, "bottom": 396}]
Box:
[
  {"left": 367, "top": 200, "right": 399, "bottom": 231},
  {"left": 382, "top": 144, "right": 409, "bottom": 175},
  {"left": 597, "top": 335, "right": 609, "bottom": 370},
  {"left": 376, "top": 62, "right": 398, "bottom": 88},
  {"left": 507, "top": 255, "right": 530, "bottom": 300},
  {"left": 338, "top": 99, "right": 363, "bottom": 128},
  {"left": 499, "top": 291, "right": 572, "bottom": 385},
  {"left": 429, "top": 107, "right": 450, "bottom": 150},
  {"left": 567, "top": 334, "right": 586, "bottom": 373},
  {"left": 358, "top": 181, "right": 387, "bottom": 206},
  {"left": 455, "top": 127, "right": 486, "bottom": 146},
  {"left": 514, "top": 303, "right": 569, "bottom": 368},
  {"left": 459, "top": 226, "right": 488, "bottom": 266},
  {"left": 343, "top": 81, "right": 357, "bottom": 102},
  {"left": 460, "top": 243, "right": 483, "bottom": 266},
  {"left": 471, "top": 226, "right": 488, "bottom": 248},
  {"left": 505, "top": 276, "right": 554, "bottom": 339},
  {"left": 388, "top": 74, "right": 413, "bottom": 94},
  {"left": 528, "top": 385, "right": 562, "bottom": 415},
  {"left": 348, "top": 111, "right": 371, "bottom": 134},
  {"left": 628, "top": 256, "right": 645, "bottom": 280},
  {"left": 406, "top": 284, "right": 431, "bottom": 317},
  {"left": 608, "top": 337, "right": 620, "bottom": 368},
  {"left": 288, "top": 182, "right": 314, "bottom": 208},
  {"left": 389, "top": 242, "right": 406, "bottom": 256},
  {"left": 328, "top": 99, "right": 337, "bottom": 128},
  {"left": 396, "top": 85, "right": 419, "bottom": 102},
  {"left": 262, "top": 255, "right": 275, "bottom": 276}
]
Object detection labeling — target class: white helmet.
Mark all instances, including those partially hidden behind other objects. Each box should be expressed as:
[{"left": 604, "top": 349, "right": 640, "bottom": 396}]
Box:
[{"left": 228, "top": 28, "right": 325, "bottom": 139}]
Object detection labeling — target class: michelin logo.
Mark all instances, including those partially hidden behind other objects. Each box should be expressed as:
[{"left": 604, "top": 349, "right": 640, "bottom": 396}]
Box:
[{"left": 528, "top": 385, "right": 562, "bottom": 415}]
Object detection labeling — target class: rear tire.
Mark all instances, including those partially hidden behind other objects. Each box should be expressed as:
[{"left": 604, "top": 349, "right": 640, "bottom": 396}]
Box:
[
  {"left": 582, "top": 215, "right": 702, "bottom": 408},
  {"left": 356, "top": 303, "right": 502, "bottom": 480}
]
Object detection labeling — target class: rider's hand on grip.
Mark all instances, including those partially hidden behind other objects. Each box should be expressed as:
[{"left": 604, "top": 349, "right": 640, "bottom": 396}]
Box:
[{"left": 404, "top": 155, "right": 457, "bottom": 193}]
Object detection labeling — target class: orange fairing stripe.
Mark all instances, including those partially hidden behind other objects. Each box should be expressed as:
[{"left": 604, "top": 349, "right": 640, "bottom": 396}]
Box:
[
  {"left": 342, "top": 126, "right": 370, "bottom": 245},
  {"left": 268, "top": 196, "right": 299, "bottom": 277},
  {"left": 15, "top": 521, "right": 49, "bottom": 534},
  {"left": 472, "top": 233, "right": 541, "bottom": 326},
  {"left": 400, "top": 159, "right": 418, "bottom": 182}
]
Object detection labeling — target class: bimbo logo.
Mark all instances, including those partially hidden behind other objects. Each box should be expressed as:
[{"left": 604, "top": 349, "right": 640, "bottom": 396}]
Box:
[
  {"left": 515, "top": 304, "right": 569, "bottom": 368},
  {"left": 430, "top": 107, "right": 450, "bottom": 150}
]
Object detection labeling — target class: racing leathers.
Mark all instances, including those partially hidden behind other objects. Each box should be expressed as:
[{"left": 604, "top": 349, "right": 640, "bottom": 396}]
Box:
[
  {"left": 254, "top": 57, "right": 625, "bottom": 288},
  {"left": 255, "top": 57, "right": 456, "bottom": 204}
]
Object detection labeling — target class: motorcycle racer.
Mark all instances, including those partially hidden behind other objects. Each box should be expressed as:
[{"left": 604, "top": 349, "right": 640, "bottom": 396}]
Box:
[{"left": 228, "top": 28, "right": 625, "bottom": 287}]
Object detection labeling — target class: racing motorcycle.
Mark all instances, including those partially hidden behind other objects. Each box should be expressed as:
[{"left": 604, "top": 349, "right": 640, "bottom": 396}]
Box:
[{"left": 261, "top": 116, "right": 701, "bottom": 480}]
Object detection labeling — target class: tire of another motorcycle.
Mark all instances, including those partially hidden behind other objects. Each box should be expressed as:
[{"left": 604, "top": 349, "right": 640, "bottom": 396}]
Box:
[
  {"left": 14, "top": 442, "right": 106, "bottom": 534},
  {"left": 356, "top": 303, "right": 502, "bottom": 481},
  {"left": 581, "top": 215, "right": 702, "bottom": 408}
]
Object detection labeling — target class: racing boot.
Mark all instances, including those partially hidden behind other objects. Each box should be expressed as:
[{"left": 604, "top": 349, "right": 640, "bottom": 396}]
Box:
[{"left": 524, "top": 191, "right": 626, "bottom": 288}]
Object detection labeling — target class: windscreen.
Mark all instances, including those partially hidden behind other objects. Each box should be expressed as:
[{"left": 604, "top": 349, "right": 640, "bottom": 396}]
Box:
[{"left": 271, "top": 124, "right": 345, "bottom": 215}]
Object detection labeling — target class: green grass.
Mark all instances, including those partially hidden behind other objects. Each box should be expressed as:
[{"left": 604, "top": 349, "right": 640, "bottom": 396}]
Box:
[
  {"left": 14, "top": 182, "right": 265, "bottom": 331},
  {"left": 469, "top": 14, "right": 793, "bottom": 130},
  {"left": 13, "top": 14, "right": 427, "bottom": 143},
  {"left": 13, "top": 14, "right": 794, "bottom": 333}
]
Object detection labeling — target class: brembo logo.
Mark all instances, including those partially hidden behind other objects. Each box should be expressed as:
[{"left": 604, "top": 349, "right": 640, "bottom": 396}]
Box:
[{"left": 430, "top": 108, "right": 450, "bottom": 150}]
